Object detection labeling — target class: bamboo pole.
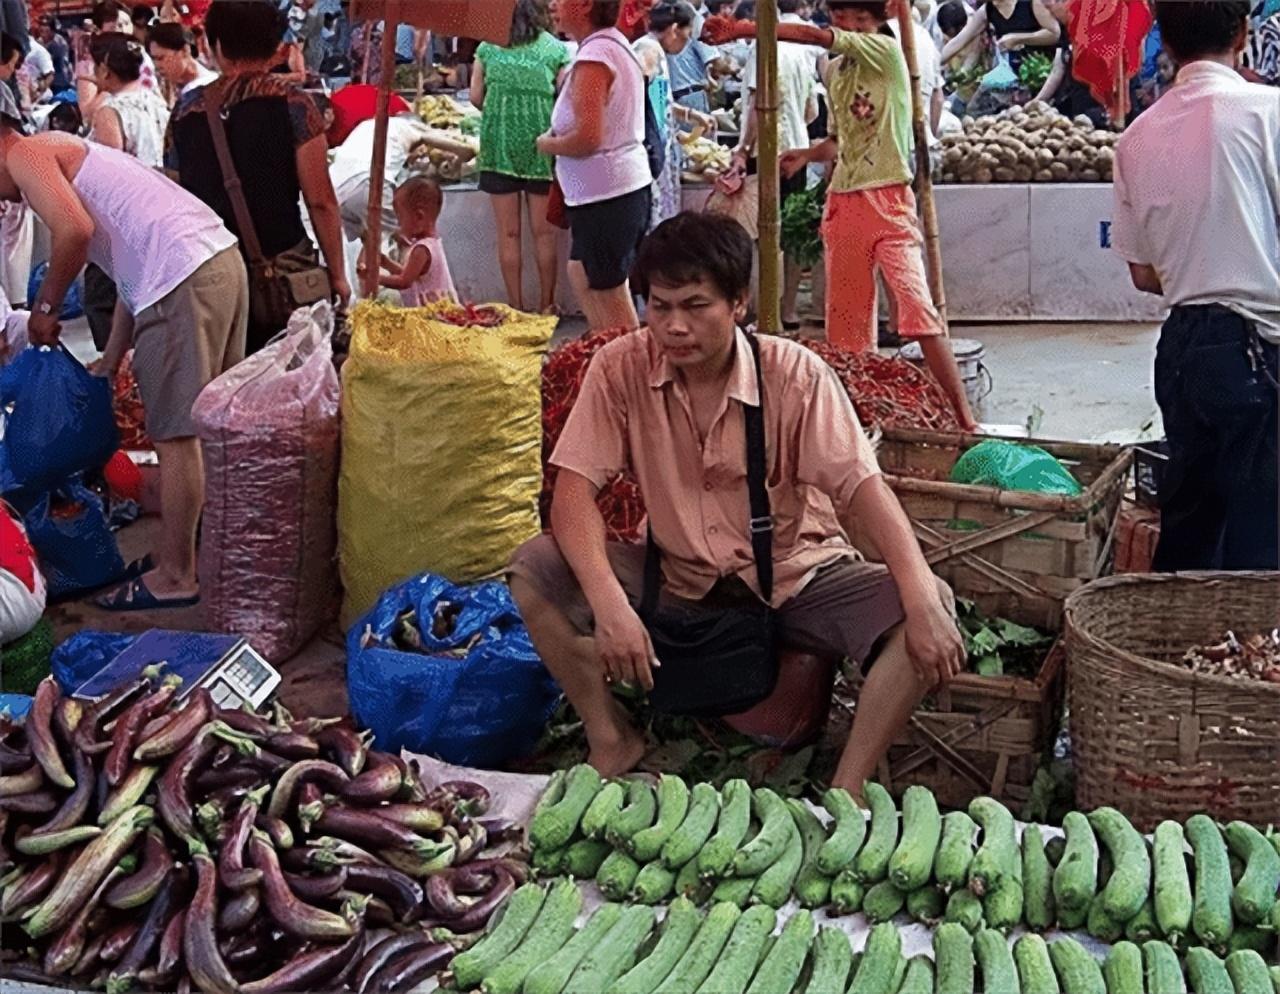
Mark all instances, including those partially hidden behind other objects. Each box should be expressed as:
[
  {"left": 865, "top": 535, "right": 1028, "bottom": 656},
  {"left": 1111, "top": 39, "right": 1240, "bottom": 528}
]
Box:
[
  {"left": 360, "top": 21, "right": 375, "bottom": 84},
  {"left": 363, "top": 4, "right": 401, "bottom": 299},
  {"left": 755, "top": 0, "right": 781, "bottom": 334},
  {"left": 895, "top": 0, "right": 948, "bottom": 329}
]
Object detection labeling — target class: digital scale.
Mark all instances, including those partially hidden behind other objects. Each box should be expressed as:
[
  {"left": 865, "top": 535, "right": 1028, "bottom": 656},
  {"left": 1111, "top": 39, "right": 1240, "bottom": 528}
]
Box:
[{"left": 74, "top": 630, "right": 281, "bottom": 712}]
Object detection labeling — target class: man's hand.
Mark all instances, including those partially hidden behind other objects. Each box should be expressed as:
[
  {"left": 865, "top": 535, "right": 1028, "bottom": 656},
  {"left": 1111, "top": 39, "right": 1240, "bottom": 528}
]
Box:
[
  {"left": 594, "top": 601, "right": 660, "bottom": 691},
  {"left": 996, "top": 34, "right": 1025, "bottom": 52},
  {"left": 26, "top": 311, "right": 61, "bottom": 347},
  {"left": 535, "top": 131, "right": 556, "bottom": 156},
  {"left": 780, "top": 148, "right": 810, "bottom": 179},
  {"left": 331, "top": 274, "right": 353, "bottom": 307},
  {"left": 88, "top": 352, "right": 121, "bottom": 378},
  {"left": 692, "top": 110, "right": 717, "bottom": 134},
  {"left": 903, "top": 598, "right": 966, "bottom": 692},
  {"left": 701, "top": 13, "right": 749, "bottom": 45}
]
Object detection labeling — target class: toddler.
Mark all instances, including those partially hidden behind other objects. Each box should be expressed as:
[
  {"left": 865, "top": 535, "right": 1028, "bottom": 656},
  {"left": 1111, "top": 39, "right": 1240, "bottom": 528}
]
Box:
[{"left": 379, "top": 176, "right": 458, "bottom": 307}]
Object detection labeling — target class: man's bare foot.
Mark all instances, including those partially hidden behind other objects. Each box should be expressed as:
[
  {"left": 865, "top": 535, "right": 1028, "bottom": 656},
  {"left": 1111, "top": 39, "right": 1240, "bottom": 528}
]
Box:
[{"left": 586, "top": 724, "right": 648, "bottom": 779}]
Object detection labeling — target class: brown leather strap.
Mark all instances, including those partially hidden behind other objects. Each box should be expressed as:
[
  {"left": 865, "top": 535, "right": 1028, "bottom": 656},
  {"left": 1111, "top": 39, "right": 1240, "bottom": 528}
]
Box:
[{"left": 202, "top": 82, "right": 267, "bottom": 268}]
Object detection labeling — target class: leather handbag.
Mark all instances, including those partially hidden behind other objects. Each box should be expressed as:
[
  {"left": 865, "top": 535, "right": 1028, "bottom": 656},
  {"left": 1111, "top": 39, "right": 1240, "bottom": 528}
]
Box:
[
  {"left": 641, "top": 334, "right": 778, "bottom": 718},
  {"left": 203, "top": 84, "right": 331, "bottom": 332}
]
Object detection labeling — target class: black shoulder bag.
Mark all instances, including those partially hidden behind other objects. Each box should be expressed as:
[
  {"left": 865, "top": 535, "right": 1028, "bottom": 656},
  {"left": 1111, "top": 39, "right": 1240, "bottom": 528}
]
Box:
[{"left": 641, "top": 334, "right": 778, "bottom": 718}]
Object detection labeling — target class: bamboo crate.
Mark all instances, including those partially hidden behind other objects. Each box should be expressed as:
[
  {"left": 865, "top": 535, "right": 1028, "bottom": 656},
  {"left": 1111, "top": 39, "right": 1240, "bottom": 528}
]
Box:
[
  {"left": 878, "top": 427, "right": 1133, "bottom": 630},
  {"left": 877, "top": 639, "right": 1065, "bottom": 811}
]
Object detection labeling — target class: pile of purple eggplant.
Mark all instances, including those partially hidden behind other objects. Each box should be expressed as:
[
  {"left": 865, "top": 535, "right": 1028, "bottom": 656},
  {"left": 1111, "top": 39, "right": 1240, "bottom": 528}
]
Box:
[{"left": 0, "top": 674, "right": 528, "bottom": 994}]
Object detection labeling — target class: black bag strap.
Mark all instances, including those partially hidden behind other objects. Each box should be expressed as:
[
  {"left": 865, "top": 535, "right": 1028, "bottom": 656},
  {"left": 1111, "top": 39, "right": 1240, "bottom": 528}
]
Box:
[
  {"left": 202, "top": 82, "right": 268, "bottom": 268},
  {"left": 641, "top": 333, "right": 773, "bottom": 616}
]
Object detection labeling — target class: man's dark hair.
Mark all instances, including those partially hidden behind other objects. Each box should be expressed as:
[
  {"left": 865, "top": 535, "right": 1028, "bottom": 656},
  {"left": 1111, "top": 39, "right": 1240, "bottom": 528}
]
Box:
[
  {"left": 509, "top": 0, "right": 551, "bottom": 46},
  {"left": 650, "top": 2, "right": 696, "bottom": 33},
  {"left": 204, "top": 0, "right": 287, "bottom": 61},
  {"left": 91, "top": 1, "right": 126, "bottom": 29},
  {"left": 132, "top": 4, "right": 153, "bottom": 24},
  {"left": 47, "top": 101, "right": 83, "bottom": 133},
  {"left": 734, "top": 1, "right": 756, "bottom": 20},
  {"left": 632, "top": 213, "right": 754, "bottom": 303},
  {"left": 706, "top": 0, "right": 732, "bottom": 14},
  {"left": 587, "top": 0, "right": 622, "bottom": 29},
  {"left": 0, "top": 33, "right": 23, "bottom": 68},
  {"left": 147, "top": 21, "right": 192, "bottom": 54},
  {"left": 936, "top": 0, "right": 969, "bottom": 36},
  {"left": 90, "top": 33, "right": 145, "bottom": 80},
  {"left": 779, "top": 0, "right": 803, "bottom": 13},
  {"left": 828, "top": 0, "right": 888, "bottom": 18},
  {"left": 1155, "top": 1, "right": 1249, "bottom": 61}
]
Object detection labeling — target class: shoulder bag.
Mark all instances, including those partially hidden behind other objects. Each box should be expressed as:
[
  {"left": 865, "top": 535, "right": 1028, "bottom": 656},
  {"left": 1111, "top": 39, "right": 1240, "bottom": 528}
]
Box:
[
  {"left": 641, "top": 334, "right": 778, "bottom": 717},
  {"left": 203, "top": 83, "right": 331, "bottom": 333}
]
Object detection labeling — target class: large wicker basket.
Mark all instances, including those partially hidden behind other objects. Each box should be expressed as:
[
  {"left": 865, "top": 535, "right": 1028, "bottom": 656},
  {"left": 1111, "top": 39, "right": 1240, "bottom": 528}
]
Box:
[{"left": 1066, "top": 572, "right": 1280, "bottom": 831}]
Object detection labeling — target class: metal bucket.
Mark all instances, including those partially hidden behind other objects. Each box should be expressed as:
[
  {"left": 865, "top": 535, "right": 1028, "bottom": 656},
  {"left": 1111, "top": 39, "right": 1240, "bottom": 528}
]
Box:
[{"left": 897, "top": 338, "right": 993, "bottom": 415}]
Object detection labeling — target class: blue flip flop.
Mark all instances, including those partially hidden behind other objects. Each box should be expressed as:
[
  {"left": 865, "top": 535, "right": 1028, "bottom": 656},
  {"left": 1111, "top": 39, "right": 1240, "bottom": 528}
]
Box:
[{"left": 94, "top": 577, "right": 200, "bottom": 613}]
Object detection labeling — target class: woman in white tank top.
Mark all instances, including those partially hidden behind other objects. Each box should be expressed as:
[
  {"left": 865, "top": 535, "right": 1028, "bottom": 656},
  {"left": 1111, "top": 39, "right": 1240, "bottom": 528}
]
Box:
[{"left": 88, "top": 35, "right": 170, "bottom": 169}]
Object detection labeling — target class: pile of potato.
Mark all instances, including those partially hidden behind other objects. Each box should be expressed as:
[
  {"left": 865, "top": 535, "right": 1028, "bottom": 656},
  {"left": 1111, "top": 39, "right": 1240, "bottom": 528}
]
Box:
[{"left": 939, "top": 100, "right": 1118, "bottom": 185}]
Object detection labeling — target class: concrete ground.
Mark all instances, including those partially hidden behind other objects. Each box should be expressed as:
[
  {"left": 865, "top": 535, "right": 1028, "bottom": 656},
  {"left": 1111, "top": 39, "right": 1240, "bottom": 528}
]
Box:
[{"left": 43, "top": 313, "right": 1162, "bottom": 720}]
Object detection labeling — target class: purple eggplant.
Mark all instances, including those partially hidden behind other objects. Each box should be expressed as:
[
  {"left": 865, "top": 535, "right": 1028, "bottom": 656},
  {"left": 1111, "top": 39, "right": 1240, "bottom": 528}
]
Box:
[
  {"left": 314, "top": 805, "right": 446, "bottom": 856},
  {"left": 249, "top": 830, "right": 361, "bottom": 940},
  {"left": 370, "top": 941, "right": 453, "bottom": 993},
  {"left": 432, "top": 780, "right": 492, "bottom": 818},
  {"left": 296, "top": 782, "right": 326, "bottom": 834},
  {"left": 345, "top": 863, "right": 425, "bottom": 923},
  {"left": 220, "top": 784, "right": 267, "bottom": 891},
  {"left": 339, "top": 751, "right": 404, "bottom": 807},
  {"left": 316, "top": 724, "right": 370, "bottom": 778},
  {"left": 0, "top": 742, "right": 32, "bottom": 773},
  {"left": 0, "top": 763, "right": 44, "bottom": 797},
  {"left": 34, "top": 746, "right": 95, "bottom": 835},
  {"left": 446, "top": 868, "right": 515, "bottom": 933},
  {"left": 257, "top": 814, "right": 295, "bottom": 850},
  {"left": 106, "top": 674, "right": 182, "bottom": 785},
  {"left": 185, "top": 847, "right": 243, "bottom": 994},
  {"left": 0, "top": 790, "right": 58, "bottom": 814},
  {"left": 265, "top": 731, "right": 320, "bottom": 760},
  {"left": 371, "top": 803, "right": 445, "bottom": 834},
  {"left": 157, "top": 721, "right": 255, "bottom": 844},
  {"left": 133, "top": 688, "right": 213, "bottom": 762},
  {"left": 241, "top": 926, "right": 365, "bottom": 994},
  {"left": 105, "top": 827, "right": 174, "bottom": 909},
  {"left": 352, "top": 933, "right": 432, "bottom": 994},
  {"left": 459, "top": 856, "right": 531, "bottom": 885},
  {"left": 98, "top": 920, "right": 142, "bottom": 964},
  {"left": 153, "top": 907, "right": 186, "bottom": 982},
  {"left": 478, "top": 818, "right": 524, "bottom": 846},
  {"left": 193, "top": 763, "right": 264, "bottom": 797},
  {"left": 105, "top": 865, "right": 179, "bottom": 994},
  {"left": 216, "top": 706, "right": 275, "bottom": 738},
  {"left": 265, "top": 759, "right": 350, "bottom": 822},
  {"left": 0, "top": 850, "right": 63, "bottom": 916},
  {"left": 28, "top": 678, "right": 74, "bottom": 789},
  {"left": 217, "top": 886, "right": 261, "bottom": 935},
  {"left": 284, "top": 865, "right": 348, "bottom": 901}
]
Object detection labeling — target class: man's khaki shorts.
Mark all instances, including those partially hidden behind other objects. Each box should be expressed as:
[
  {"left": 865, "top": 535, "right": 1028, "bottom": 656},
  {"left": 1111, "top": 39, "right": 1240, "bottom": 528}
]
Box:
[
  {"left": 509, "top": 534, "right": 908, "bottom": 672},
  {"left": 130, "top": 247, "right": 249, "bottom": 442}
]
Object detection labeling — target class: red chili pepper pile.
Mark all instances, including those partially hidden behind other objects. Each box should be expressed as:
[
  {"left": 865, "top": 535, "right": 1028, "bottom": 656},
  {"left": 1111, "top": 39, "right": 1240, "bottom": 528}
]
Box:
[
  {"left": 112, "top": 350, "right": 151, "bottom": 451},
  {"left": 428, "top": 303, "right": 507, "bottom": 329}
]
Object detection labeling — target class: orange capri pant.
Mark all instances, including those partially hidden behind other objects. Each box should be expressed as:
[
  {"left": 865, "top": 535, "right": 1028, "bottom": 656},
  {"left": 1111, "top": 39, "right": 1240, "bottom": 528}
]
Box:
[{"left": 821, "top": 183, "right": 944, "bottom": 353}]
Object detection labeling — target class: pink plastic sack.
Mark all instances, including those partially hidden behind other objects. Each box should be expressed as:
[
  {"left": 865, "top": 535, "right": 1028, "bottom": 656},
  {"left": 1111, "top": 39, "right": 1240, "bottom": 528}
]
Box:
[{"left": 193, "top": 304, "right": 341, "bottom": 662}]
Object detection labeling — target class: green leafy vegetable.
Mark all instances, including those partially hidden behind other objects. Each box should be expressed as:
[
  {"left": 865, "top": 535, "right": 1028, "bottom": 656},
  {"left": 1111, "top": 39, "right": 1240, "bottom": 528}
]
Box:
[{"left": 780, "top": 181, "right": 827, "bottom": 269}]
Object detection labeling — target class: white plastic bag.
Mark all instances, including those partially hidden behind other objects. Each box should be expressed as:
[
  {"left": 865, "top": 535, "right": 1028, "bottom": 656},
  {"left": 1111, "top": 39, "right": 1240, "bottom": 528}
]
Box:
[{"left": 194, "top": 304, "right": 341, "bottom": 662}]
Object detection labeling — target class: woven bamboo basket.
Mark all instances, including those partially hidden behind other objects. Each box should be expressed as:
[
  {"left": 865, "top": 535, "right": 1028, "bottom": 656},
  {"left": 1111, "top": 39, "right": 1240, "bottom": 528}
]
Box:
[
  {"left": 1066, "top": 572, "right": 1280, "bottom": 831},
  {"left": 879, "top": 427, "right": 1132, "bottom": 630}
]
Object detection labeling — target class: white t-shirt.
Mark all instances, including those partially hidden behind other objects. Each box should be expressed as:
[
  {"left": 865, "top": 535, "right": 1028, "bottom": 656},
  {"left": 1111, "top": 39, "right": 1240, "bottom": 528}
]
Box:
[
  {"left": 180, "top": 64, "right": 218, "bottom": 97},
  {"left": 329, "top": 115, "right": 435, "bottom": 194},
  {"left": 551, "top": 28, "right": 651, "bottom": 207},
  {"left": 23, "top": 39, "right": 54, "bottom": 81},
  {"left": 1112, "top": 61, "right": 1280, "bottom": 342},
  {"left": 70, "top": 141, "right": 238, "bottom": 314},
  {"left": 742, "top": 40, "right": 816, "bottom": 154}
]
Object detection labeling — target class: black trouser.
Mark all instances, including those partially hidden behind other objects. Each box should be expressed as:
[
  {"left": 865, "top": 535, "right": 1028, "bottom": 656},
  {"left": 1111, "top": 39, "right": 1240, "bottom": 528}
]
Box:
[
  {"left": 1153, "top": 304, "right": 1279, "bottom": 571},
  {"left": 83, "top": 263, "right": 118, "bottom": 353}
]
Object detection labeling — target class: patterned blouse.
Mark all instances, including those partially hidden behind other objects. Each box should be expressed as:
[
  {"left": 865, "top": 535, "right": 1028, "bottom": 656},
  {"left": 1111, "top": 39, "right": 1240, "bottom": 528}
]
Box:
[{"left": 475, "top": 32, "right": 571, "bottom": 181}]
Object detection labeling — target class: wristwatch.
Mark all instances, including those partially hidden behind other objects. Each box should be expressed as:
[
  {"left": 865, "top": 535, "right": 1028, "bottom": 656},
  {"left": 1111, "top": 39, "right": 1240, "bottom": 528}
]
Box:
[{"left": 35, "top": 300, "right": 54, "bottom": 317}]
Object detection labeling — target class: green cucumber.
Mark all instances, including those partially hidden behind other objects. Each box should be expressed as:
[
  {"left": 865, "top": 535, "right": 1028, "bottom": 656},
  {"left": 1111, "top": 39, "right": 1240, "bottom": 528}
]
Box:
[
  {"left": 564, "top": 838, "right": 612, "bottom": 879},
  {"left": 532, "top": 844, "right": 570, "bottom": 877},
  {"left": 830, "top": 868, "right": 865, "bottom": 914},
  {"left": 801, "top": 926, "right": 852, "bottom": 994},
  {"left": 607, "top": 780, "right": 658, "bottom": 850},
  {"left": 853, "top": 782, "right": 898, "bottom": 884},
  {"left": 945, "top": 888, "right": 984, "bottom": 934},
  {"left": 698, "top": 779, "right": 751, "bottom": 879},
  {"left": 1102, "top": 941, "right": 1143, "bottom": 994},
  {"left": 1267, "top": 965, "right": 1280, "bottom": 994},
  {"left": 564, "top": 905, "right": 657, "bottom": 994},
  {"left": 1124, "top": 899, "right": 1162, "bottom": 943},
  {"left": 888, "top": 785, "right": 942, "bottom": 892},
  {"left": 733, "top": 789, "right": 792, "bottom": 877},
  {"left": 848, "top": 921, "right": 904, "bottom": 994},
  {"left": 1226, "top": 950, "right": 1273, "bottom": 994},
  {"left": 862, "top": 880, "right": 908, "bottom": 923},
  {"left": 935, "top": 811, "right": 979, "bottom": 892},
  {"left": 1047, "top": 937, "right": 1105, "bottom": 994},
  {"left": 710, "top": 876, "right": 754, "bottom": 908},
  {"left": 788, "top": 799, "right": 834, "bottom": 909},
  {"left": 906, "top": 885, "right": 946, "bottom": 925},
  {"left": 652, "top": 902, "right": 741, "bottom": 994},
  {"left": 675, "top": 854, "right": 712, "bottom": 904},
  {"left": 934, "top": 922, "right": 976, "bottom": 994},
  {"left": 1087, "top": 895, "right": 1125, "bottom": 943},
  {"left": 1088, "top": 806, "right": 1151, "bottom": 923},
  {"left": 630, "top": 775, "right": 690, "bottom": 862},
  {"left": 974, "top": 928, "right": 1020, "bottom": 994},
  {"left": 633, "top": 861, "right": 678, "bottom": 905},
  {"left": 1022, "top": 824, "right": 1056, "bottom": 932},
  {"left": 696, "top": 905, "right": 776, "bottom": 994},
  {"left": 1187, "top": 813, "right": 1234, "bottom": 946},
  {"left": 817, "top": 787, "right": 867, "bottom": 876},
  {"left": 597, "top": 850, "right": 642, "bottom": 901},
  {"left": 580, "top": 781, "right": 625, "bottom": 840},
  {"left": 613, "top": 897, "right": 702, "bottom": 994},
  {"left": 529, "top": 764, "right": 602, "bottom": 852},
  {"left": 746, "top": 909, "right": 813, "bottom": 994},
  {"left": 751, "top": 815, "right": 803, "bottom": 909},
  {"left": 524, "top": 903, "right": 623, "bottom": 994},
  {"left": 983, "top": 840, "right": 1024, "bottom": 935},
  {"left": 662, "top": 783, "right": 720, "bottom": 870},
  {"left": 450, "top": 882, "right": 549, "bottom": 989},
  {"left": 1013, "top": 934, "right": 1059, "bottom": 994},
  {"left": 479, "top": 879, "right": 582, "bottom": 994},
  {"left": 1225, "top": 821, "right": 1280, "bottom": 926},
  {"left": 1154, "top": 820, "right": 1194, "bottom": 942},
  {"left": 1053, "top": 811, "right": 1099, "bottom": 916},
  {"left": 1185, "top": 947, "right": 1232, "bottom": 994},
  {"left": 535, "top": 770, "right": 566, "bottom": 814},
  {"left": 896, "top": 956, "right": 934, "bottom": 994},
  {"left": 968, "top": 796, "right": 1017, "bottom": 898},
  {"left": 1143, "top": 940, "right": 1186, "bottom": 994}
]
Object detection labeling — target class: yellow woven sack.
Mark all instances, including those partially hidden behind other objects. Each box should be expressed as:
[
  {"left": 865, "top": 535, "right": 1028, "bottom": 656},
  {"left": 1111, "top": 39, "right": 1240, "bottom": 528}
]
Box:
[{"left": 339, "top": 300, "right": 555, "bottom": 625}]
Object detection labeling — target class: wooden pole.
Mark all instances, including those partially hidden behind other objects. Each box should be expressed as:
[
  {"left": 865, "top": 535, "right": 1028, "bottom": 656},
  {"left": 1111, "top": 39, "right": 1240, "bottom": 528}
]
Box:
[
  {"left": 360, "top": 21, "right": 375, "bottom": 84},
  {"left": 363, "top": 4, "right": 401, "bottom": 299},
  {"left": 756, "top": 0, "right": 781, "bottom": 334},
  {"left": 896, "top": 0, "right": 948, "bottom": 329}
]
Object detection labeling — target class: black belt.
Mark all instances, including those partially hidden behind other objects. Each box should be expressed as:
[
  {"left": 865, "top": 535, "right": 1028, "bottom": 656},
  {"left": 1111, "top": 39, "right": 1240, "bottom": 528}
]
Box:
[{"left": 671, "top": 84, "right": 703, "bottom": 100}]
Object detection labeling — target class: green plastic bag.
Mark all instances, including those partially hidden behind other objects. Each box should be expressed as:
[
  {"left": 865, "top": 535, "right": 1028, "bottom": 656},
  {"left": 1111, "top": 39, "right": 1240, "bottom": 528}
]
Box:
[{"left": 949, "top": 440, "right": 1083, "bottom": 496}]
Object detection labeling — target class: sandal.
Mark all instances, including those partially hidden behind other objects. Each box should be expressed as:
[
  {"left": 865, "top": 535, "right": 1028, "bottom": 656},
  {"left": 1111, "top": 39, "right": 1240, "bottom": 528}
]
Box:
[{"left": 94, "top": 577, "right": 200, "bottom": 613}]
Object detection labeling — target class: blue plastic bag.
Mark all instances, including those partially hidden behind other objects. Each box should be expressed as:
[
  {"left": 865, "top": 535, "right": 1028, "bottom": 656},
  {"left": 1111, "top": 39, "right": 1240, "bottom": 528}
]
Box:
[
  {"left": 24, "top": 482, "right": 126, "bottom": 601},
  {"left": 0, "top": 694, "right": 33, "bottom": 720},
  {"left": 0, "top": 346, "right": 119, "bottom": 494},
  {"left": 26, "top": 262, "right": 84, "bottom": 320},
  {"left": 347, "top": 573, "right": 560, "bottom": 768},
  {"left": 51, "top": 631, "right": 136, "bottom": 695}
]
